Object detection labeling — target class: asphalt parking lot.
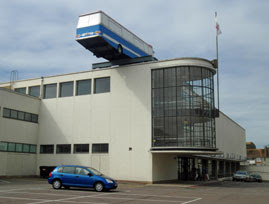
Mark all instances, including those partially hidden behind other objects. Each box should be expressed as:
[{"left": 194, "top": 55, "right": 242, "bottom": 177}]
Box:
[{"left": 0, "top": 178, "right": 269, "bottom": 204}]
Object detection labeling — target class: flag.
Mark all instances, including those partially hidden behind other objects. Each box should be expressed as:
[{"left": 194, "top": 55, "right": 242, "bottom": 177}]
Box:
[{"left": 215, "top": 12, "right": 222, "bottom": 35}]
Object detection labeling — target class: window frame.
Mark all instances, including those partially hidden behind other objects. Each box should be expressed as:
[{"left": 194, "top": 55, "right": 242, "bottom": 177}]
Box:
[
  {"left": 76, "top": 79, "right": 92, "bottom": 96},
  {"left": 59, "top": 81, "right": 74, "bottom": 98},
  {"left": 14, "top": 87, "right": 27, "bottom": 94},
  {"left": 40, "top": 144, "right": 54, "bottom": 154},
  {"left": 43, "top": 83, "right": 57, "bottom": 99},
  {"left": 29, "top": 85, "right": 41, "bottom": 97},
  {"left": 94, "top": 77, "right": 110, "bottom": 94},
  {"left": 56, "top": 144, "right": 71, "bottom": 154},
  {"left": 73, "top": 144, "right": 89, "bottom": 154},
  {"left": 92, "top": 143, "right": 109, "bottom": 154}
]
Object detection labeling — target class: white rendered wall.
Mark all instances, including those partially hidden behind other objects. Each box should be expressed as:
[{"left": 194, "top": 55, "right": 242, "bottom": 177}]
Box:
[
  {"left": 29, "top": 64, "right": 153, "bottom": 182},
  {"left": 216, "top": 112, "right": 246, "bottom": 161},
  {"left": 0, "top": 89, "right": 40, "bottom": 176},
  {"left": 0, "top": 58, "right": 245, "bottom": 182}
]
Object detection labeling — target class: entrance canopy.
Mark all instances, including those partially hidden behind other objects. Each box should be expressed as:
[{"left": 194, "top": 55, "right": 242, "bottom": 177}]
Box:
[{"left": 151, "top": 150, "right": 223, "bottom": 156}]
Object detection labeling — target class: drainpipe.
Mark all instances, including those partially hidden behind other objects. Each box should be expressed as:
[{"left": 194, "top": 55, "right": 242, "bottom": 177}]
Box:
[{"left": 40, "top": 76, "right": 44, "bottom": 99}]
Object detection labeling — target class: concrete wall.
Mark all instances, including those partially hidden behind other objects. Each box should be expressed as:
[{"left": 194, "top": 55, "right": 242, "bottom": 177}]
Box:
[
  {"left": 0, "top": 152, "right": 37, "bottom": 176},
  {"left": 152, "top": 154, "right": 178, "bottom": 182},
  {"left": 215, "top": 112, "right": 246, "bottom": 161},
  {"left": 0, "top": 89, "right": 40, "bottom": 176}
]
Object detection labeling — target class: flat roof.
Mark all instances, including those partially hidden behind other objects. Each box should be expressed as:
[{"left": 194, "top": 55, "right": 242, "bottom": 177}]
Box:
[{"left": 0, "top": 57, "right": 216, "bottom": 85}]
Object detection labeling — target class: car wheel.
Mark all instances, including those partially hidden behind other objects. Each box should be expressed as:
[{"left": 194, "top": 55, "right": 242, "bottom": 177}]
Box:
[
  {"left": 52, "top": 179, "right": 62, "bottom": 189},
  {"left": 95, "top": 182, "right": 104, "bottom": 192}
]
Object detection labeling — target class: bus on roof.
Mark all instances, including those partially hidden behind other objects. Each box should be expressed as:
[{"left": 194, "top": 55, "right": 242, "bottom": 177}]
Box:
[{"left": 76, "top": 11, "right": 154, "bottom": 61}]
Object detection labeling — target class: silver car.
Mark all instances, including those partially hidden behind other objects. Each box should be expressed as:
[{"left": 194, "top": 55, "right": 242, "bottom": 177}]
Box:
[{"left": 232, "top": 171, "right": 249, "bottom": 181}]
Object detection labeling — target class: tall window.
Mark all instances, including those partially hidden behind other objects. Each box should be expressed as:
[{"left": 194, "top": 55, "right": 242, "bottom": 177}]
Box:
[
  {"left": 76, "top": 79, "right": 91, "bottom": 96},
  {"left": 94, "top": 77, "right": 110, "bottom": 94},
  {"left": 29, "top": 86, "right": 40, "bottom": 97},
  {"left": 60, "top": 81, "right": 74, "bottom": 97},
  {"left": 44, "top": 83, "right": 57, "bottom": 99},
  {"left": 152, "top": 67, "right": 216, "bottom": 149}
]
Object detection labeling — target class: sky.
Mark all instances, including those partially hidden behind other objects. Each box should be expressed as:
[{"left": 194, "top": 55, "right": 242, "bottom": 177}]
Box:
[{"left": 0, "top": 0, "right": 268, "bottom": 148}]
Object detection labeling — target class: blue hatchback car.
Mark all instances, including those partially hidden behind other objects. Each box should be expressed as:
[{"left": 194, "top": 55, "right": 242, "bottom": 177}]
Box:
[{"left": 48, "top": 165, "right": 117, "bottom": 192}]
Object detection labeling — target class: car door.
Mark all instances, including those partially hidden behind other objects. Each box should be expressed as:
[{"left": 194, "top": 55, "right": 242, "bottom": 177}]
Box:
[
  {"left": 75, "top": 167, "right": 95, "bottom": 187},
  {"left": 61, "top": 167, "right": 76, "bottom": 186}
]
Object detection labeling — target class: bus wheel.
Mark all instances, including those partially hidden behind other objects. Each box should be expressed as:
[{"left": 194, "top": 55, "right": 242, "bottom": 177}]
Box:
[{"left": 117, "top": 44, "right": 123, "bottom": 54}]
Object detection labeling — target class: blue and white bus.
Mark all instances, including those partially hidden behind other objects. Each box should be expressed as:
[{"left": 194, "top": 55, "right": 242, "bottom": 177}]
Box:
[{"left": 76, "top": 11, "right": 154, "bottom": 61}]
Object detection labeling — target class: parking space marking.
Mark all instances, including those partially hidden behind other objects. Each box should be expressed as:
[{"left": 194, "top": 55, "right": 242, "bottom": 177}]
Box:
[
  {"left": 0, "top": 190, "right": 97, "bottom": 197},
  {"left": 0, "top": 188, "right": 202, "bottom": 204},
  {"left": 24, "top": 191, "right": 201, "bottom": 204},
  {"left": 0, "top": 195, "right": 45, "bottom": 202},
  {"left": 26, "top": 193, "right": 108, "bottom": 204},
  {"left": 182, "top": 198, "right": 202, "bottom": 204},
  {"left": 114, "top": 192, "right": 201, "bottom": 199}
]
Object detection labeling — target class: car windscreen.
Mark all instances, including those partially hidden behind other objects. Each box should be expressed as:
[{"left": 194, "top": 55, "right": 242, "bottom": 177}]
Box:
[
  {"left": 87, "top": 167, "right": 103, "bottom": 176},
  {"left": 237, "top": 171, "right": 247, "bottom": 175}
]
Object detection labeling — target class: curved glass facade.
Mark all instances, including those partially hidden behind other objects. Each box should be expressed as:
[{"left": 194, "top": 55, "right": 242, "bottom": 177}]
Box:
[{"left": 152, "top": 66, "right": 216, "bottom": 149}]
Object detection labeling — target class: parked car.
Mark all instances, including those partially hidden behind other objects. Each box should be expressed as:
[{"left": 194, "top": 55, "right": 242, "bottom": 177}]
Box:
[
  {"left": 244, "top": 174, "right": 263, "bottom": 182},
  {"left": 232, "top": 171, "right": 249, "bottom": 181},
  {"left": 48, "top": 165, "right": 117, "bottom": 192}
]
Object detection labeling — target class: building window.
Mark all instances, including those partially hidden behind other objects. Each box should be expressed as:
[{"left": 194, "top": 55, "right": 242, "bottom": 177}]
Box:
[
  {"left": 10, "top": 110, "right": 17, "bottom": 119},
  {"left": 152, "top": 67, "right": 216, "bottom": 149},
  {"left": 16, "top": 143, "right": 23, "bottom": 152},
  {"left": 8, "top": 143, "right": 16, "bottom": 152},
  {"left": 2, "top": 108, "right": 38, "bottom": 123},
  {"left": 74, "top": 144, "right": 89, "bottom": 153},
  {"left": 60, "top": 81, "right": 74, "bottom": 97},
  {"left": 29, "top": 86, "right": 40, "bottom": 97},
  {"left": 0, "top": 142, "right": 8, "bottom": 151},
  {"left": 18, "top": 111, "right": 25, "bottom": 120},
  {"left": 30, "top": 145, "right": 37, "bottom": 153},
  {"left": 40, "top": 145, "right": 54, "bottom": 154},
  {"left": 56, "top": 144, "right": 71, "bottom": 154},
  {"left": 24, "top": 113, "right": 32, "bottom": 122},
  {"left": 0, "top": 142, "right": 36, "bottom": 153},
  {"left": 23, "top": 144, "right": 30, "bottom": 153},
  {"left": 44, "top": 83, "right": 57, "bottom": 99},
  {"left": 92, "top": 143, "right": 109, "bottom": 153},
  {"left": 14, "top": 87, "right": 26, "bottom": 94},
  {"left": 76, "top": 79, "right": 91, "bottom": 96},
  {"left": 31, "top": 114, "right": 38, "bottom": 123},
  {"left": 94, "top": 77, "right": 110, "bottom": 94},
  {"left": 3, "top": 108, "right": 10, "bottom": 118}
]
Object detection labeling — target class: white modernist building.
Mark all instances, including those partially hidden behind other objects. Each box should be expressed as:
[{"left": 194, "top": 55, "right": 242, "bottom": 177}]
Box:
[{"left": 0, "top": 58, "right": 246, "bottom": 182}]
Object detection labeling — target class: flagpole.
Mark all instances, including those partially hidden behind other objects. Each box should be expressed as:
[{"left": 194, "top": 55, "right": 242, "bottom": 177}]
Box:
[{"left": 215, "top": 12, "right": 220, "bottom": 113}]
